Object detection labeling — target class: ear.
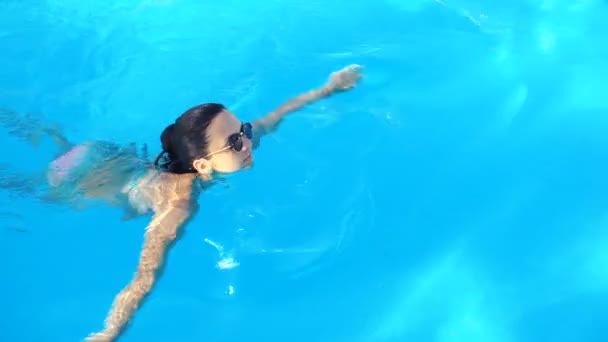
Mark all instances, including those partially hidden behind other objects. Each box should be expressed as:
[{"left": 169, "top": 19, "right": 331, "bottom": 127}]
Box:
[{"left": 192, "top": 157, "right": 213, "bottom": 181}]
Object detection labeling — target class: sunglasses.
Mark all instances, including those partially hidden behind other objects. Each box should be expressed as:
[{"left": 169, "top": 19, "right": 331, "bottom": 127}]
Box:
[{"left": 204, "top": 122, "right": 253, "bottom": 158}]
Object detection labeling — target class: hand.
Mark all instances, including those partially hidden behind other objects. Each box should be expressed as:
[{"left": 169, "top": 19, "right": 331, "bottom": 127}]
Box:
[
  {"left": 85, "top": 331, "right": 115, "bottom": 342},
  {"left": 326, "top": 64, "right": 363, "bottom": 92},
  {"left": 85, "top": 331, "right": 116, "bottom": 342}
]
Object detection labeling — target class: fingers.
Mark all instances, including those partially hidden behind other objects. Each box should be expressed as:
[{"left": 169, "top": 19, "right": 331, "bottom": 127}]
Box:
[
  {"left": 343, "top": 64, "right": 363, "bottom": 85},
  {"left": 341, "top": 64, "right": 363, "bottom": 82},
  {"left": 333, "top": 64, "right": 362, "bottom": 74},
  {"left": 85, "top": 331, "right": 114, "bottom": 342},
  {"left": 344, "top": 64, "right": 363, "bottom": 74},
  {"left": 347, "top": 63, "right": 362, "bottom": 71},
  {"left": 326, "top": 64, "right": 363, "bottom": 91}
]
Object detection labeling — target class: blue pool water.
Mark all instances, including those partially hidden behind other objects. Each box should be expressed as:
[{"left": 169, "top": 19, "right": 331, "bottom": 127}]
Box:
[{"left": 2, "top": 0, "right": 608, "bottom": 341}]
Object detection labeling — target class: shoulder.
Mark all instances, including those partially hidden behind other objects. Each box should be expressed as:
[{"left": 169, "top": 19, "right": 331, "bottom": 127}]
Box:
[{"left": 145, "top": 172, "right": 199, "bottom": 212}]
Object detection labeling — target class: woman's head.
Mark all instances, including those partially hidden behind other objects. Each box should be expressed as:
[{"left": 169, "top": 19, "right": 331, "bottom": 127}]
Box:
[{"left": 154, "top": 103, "right": 254, "bottom": 179}]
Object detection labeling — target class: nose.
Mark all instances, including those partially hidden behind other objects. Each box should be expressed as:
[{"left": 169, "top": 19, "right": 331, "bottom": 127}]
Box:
[{"left": 241, "top": 135, "right": 252, "bottom": 152}]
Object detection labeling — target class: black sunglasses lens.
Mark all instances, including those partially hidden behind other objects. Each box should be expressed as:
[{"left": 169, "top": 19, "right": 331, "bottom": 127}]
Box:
[
  {"left": 229, "top": 134, "right": 243, "bottom": 152},
  {"left": 243, "top": 123, "right": 252, "bottom": 139},
  {"left": 226, "top": 123, "right": 252, "bottom": 152}
]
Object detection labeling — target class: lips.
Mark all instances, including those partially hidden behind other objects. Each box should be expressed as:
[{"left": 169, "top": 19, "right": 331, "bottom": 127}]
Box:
[{"left": 243, "top": 154, "right": 252, "bottom": 164}]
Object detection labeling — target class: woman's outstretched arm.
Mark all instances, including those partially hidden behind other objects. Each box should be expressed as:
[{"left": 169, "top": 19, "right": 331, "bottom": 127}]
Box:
[
  {"left": 85, "top": 200, "right": 193, "bottom": 341},
  {"left": 251, "top": 64, "right": 363, "bottom": 144}
]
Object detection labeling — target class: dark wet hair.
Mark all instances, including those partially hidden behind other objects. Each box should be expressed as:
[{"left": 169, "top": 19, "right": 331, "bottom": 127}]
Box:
[{"left": 154, "top": 103, "right": 226, "bottom": 174}]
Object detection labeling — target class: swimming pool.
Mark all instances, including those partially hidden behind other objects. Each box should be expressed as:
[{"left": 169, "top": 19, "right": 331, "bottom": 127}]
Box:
[{"left": 2, "top": 0, "right": 608, "bottom": 341}]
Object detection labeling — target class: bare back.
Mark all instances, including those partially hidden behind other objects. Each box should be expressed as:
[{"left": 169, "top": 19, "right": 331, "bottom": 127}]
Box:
[{"left": 125, "top": 168, "right": 200, "bottom": 217}]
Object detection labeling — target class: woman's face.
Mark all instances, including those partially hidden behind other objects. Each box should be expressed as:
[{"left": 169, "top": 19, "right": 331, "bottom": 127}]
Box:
[{"left": 202, "top": 109, "right": 254, "bottom": 174}]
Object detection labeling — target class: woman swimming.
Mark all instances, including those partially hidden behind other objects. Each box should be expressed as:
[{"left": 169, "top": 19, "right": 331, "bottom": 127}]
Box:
[{"left": 0, "top": 65, "right": 361, "bottom": 341}]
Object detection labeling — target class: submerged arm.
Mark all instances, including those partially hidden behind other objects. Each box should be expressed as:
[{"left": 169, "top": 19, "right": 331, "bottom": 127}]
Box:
[
  {"left": 85, "top": 200, "right": 193, "bottom": 341},
  {"left": 251, "top": 64, "right": 363, "bottom": 143}
]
